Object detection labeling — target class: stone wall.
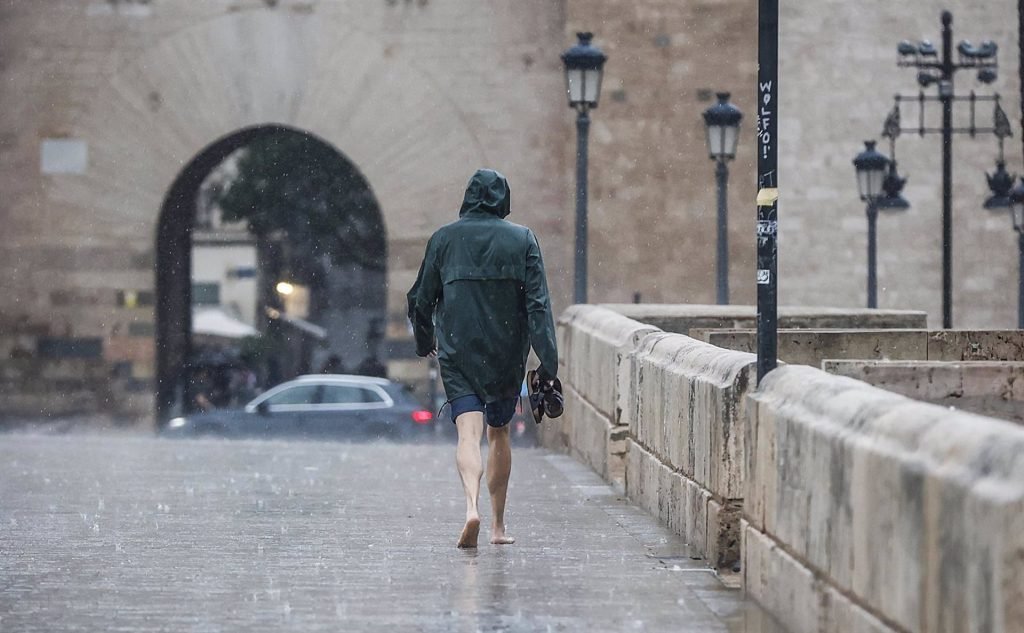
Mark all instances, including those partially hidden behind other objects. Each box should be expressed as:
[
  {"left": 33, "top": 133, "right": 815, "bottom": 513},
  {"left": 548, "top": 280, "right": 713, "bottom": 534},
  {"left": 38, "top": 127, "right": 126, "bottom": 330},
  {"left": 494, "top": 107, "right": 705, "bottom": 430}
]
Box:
[
  {"left": 824, "top": 360, "right": 1024, "bottom": 424},
  {"left": 692, "top": 328, "right": 1024, "bottom": 367},
  {"left": 545, "top": 304, "right": 1024, "bottom": 630},
  {"left": 745, "top": 365, "right": 1024, "bottom": 633},
  {"left": 545, "top": 304, "right": 759, "bottom": 570},
  {"left": 626, "top": 331, "right": 756, "bottom": 569},
  {"left": 605, "top": 304, "right": 928, "bottom": 335},
  {"left": 540, "top": 305, "right": 659, "bottom": 484}
]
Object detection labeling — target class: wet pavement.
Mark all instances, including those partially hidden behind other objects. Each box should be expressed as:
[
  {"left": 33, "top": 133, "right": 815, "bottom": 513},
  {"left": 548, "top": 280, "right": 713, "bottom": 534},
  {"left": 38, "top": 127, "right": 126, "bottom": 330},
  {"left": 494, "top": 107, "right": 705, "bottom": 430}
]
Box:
[{"left": 0, "top": 433, "right": 784, "bottom": 632}]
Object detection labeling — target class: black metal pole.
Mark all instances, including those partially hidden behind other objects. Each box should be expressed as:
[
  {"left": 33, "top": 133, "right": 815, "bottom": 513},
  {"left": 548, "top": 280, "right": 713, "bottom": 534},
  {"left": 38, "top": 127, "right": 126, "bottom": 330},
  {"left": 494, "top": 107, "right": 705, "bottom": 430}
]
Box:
[
  {"left": 867, "top": 202, "right": 878, "bottom": 309},
  {"left": 1020, "top": 0, "right": 1024, "bottom": 329},
  {"left": 716, "top": 159, "right": 730, "bottom": 304},
  {"left": 1018, "top": 231, "right": 1024, "bottom": 329},
  {"left": 940, "top": 10, "right": 954, "bottom": 328},
  {"left": 574, "top": 107, "right": 591, "bottom": 304},
  {"left": 756, "top": 0, "right": 779, "bottom": 382}
]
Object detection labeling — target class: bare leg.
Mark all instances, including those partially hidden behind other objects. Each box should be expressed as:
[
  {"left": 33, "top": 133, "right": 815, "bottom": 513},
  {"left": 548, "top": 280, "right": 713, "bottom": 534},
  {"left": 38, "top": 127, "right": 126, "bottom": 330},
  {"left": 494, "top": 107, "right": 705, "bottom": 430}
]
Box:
[
  {"left": 455, "top": 412, "right": 484, "bottom": 548},
  {"left": 486, "top": 424, "right": 515, "bottom": 544}
]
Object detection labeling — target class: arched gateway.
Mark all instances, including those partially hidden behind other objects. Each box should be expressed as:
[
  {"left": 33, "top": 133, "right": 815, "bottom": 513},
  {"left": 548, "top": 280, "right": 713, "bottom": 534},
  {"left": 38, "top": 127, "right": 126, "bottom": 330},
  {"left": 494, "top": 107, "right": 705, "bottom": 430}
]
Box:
[
  {"left": 156, "top": 125, "right": 386, "bottom": 422},
  {"left": 0, "top": 3, "right": 568, "bottom": 424}
]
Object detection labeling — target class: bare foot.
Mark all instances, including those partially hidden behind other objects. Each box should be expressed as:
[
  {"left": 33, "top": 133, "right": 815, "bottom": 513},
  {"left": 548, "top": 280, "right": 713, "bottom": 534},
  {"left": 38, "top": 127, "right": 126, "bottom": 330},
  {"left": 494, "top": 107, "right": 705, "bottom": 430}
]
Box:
[
  {"left": 491, "top": 526, "right": 515, "bottom": 545},
  {"left": 457, "top": 515, "right": 480, "bottom": 549}
]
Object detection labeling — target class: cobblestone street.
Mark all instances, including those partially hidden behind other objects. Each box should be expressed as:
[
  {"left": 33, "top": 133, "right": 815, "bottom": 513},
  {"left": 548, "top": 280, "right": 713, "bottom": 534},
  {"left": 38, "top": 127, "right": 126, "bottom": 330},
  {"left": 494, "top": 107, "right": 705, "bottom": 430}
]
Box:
[{"left": 0, "top": 433, "right": 781, "bottom": 632}]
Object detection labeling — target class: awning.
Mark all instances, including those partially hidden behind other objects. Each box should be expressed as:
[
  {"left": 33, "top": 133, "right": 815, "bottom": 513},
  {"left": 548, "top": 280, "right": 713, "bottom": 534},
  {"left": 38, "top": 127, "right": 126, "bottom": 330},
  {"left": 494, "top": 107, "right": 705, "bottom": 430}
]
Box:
[{"left": 192, "top": 307, "right": 259, "bottom": 339}]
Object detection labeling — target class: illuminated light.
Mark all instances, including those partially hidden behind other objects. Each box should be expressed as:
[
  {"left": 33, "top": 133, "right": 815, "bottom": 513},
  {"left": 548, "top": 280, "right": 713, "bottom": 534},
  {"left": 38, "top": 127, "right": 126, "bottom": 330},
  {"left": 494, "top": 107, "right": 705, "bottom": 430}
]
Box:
[
  {"left": 276, "top": 282, "right": 295, "bottom": 296},
  {"left": 411, "top": 410, "right": 433, "bottom": 424}
]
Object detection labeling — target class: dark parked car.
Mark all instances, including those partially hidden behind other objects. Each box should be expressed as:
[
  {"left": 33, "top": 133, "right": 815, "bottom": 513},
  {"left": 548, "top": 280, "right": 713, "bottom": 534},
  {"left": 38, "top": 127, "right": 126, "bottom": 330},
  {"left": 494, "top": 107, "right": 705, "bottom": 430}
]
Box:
[{"left": 162, "top": 375, "right": 435, "bottom": 441}]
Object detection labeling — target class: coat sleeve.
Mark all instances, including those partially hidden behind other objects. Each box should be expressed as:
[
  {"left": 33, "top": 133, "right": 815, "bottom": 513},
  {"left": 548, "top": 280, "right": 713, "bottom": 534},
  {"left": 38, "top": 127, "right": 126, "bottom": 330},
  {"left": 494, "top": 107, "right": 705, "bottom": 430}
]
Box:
[
  {"left": 408, "top": 235, "right": 442, "bottom": 357},
  {"left": 525, "top": 230, "right": 559, "bottom": 380}
]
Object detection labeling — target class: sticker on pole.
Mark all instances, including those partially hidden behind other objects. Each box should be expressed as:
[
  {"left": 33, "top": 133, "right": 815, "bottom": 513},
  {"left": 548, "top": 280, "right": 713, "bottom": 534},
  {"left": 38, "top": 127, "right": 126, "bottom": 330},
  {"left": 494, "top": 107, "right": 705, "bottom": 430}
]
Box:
[
  {"left": 756, "top": 188, "right": 779, "bottom": 207},
  {"left": 756, "top": 269, "right": 771, "bottom": 285}
]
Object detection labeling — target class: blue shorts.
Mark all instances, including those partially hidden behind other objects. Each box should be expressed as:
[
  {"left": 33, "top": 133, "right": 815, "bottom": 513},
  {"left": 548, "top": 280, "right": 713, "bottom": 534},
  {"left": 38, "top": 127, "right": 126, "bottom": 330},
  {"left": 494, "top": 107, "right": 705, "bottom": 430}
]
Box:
[{"left": 449, "top": 394, "right": 519, "bottom": 428}]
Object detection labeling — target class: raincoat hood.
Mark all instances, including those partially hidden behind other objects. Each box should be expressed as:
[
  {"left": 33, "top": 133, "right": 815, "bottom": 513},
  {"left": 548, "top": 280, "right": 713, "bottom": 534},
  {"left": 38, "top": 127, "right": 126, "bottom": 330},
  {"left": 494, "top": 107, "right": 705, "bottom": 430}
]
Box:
[{"left": 458, "top": 169, "right": 511, "bottom": 218}]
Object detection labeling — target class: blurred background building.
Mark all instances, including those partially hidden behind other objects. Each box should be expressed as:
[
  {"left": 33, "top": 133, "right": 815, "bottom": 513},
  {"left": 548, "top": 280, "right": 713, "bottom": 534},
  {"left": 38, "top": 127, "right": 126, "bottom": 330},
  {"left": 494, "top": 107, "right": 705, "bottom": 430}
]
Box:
[{"left": 0, "top": 0, "right": 1019, "bottom": 423}]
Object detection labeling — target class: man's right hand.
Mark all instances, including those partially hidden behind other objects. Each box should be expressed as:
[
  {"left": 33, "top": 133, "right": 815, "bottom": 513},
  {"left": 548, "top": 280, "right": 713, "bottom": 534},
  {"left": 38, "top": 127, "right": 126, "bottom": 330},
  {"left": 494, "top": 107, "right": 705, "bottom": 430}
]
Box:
[{"left": 531, "top": 371, "right": 555, "bottom": 392}]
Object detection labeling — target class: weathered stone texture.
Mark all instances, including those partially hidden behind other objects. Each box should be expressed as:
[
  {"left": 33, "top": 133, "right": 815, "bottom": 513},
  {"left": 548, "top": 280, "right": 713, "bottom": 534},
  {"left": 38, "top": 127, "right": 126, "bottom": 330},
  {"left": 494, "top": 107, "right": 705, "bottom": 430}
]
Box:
[
  {"left": 559, "top": 305, "right": 660, "bottom": 424},
  {"left": 824, "top": 360, "right": 1024, "bottom": 423},
  {"left": 695, "top": 328, "right": 1024, "bottom": 369},
  {"left": 606, "top": 304, "right": 928, "bottom": 335},
  {"left": 745, "top": 365, "right": 1024, "bottom": 633},
  {"left": 629, "top": 331, "right": 755, "bottom": 500},
  {"left": 540, "top": 305, "right": 658, "bottom": 461}
]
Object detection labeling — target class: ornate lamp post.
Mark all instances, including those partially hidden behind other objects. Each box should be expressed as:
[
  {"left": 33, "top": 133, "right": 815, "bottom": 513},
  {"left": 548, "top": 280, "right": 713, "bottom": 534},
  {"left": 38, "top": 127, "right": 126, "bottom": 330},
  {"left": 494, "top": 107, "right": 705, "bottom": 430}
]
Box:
[
  {"left": 562, "top": 32, "right": 607, "bottom": 304},
  {"left": 1007, "top": 180, "right": 1024, "bottom": 328},
  {"left": 703, "top": 92, "right": 743, "bottom": 304},
  {"left": 893, "top": 11, "right": 999, "bottom": 327},
  {"left": 853, "top": 141, "right": 890, "bottom": 309}
]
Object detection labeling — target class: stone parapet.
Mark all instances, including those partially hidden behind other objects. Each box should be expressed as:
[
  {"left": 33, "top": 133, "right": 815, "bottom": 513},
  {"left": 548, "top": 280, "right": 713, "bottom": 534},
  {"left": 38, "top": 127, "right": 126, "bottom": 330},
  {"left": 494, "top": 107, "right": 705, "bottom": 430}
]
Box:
[
  {"left": 745, "top": 365, "right": 1024, "bottom": 633},
  {"left": 604, "top": 304, "right": 927, "bottom": 335},
  {"left": 823, "top": 360, "right": 1024, "bottom": 424},
  {"left": 628, "top": 332, "right": 755, "bottom": 500},
  {"left": 692, "top": 329, "right": 1024, "bottom": 367},
  {"left": 626, "top": 332, "right": 756, "bottom": 569},
  {"left": 559, "top": 305, "right": 660, "bottom": 422},
  {"left": 539, "top": 305, "right": 658, "bottom": 478},
  {"left": 541, "top": 304, "right": 757, "bottom": 570}
]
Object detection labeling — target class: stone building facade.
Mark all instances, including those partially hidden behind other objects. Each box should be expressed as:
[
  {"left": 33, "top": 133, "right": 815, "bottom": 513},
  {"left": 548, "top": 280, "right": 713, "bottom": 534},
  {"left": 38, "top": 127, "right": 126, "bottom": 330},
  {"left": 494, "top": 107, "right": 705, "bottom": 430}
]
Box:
[{"left": 0, "top": 0, "right": 1019, "bottom": 421}]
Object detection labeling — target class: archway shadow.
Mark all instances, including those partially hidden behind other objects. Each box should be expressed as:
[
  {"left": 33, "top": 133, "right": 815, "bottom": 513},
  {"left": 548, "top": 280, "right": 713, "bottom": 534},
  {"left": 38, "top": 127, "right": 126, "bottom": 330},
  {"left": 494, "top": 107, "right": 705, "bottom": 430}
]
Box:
[{"left": 155, "top": 125, "right": 386, "bottom": 424}]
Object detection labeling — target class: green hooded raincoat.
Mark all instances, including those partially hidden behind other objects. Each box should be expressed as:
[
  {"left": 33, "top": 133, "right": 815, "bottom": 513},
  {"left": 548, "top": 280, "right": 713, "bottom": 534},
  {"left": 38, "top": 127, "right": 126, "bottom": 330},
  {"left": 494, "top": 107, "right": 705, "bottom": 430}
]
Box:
[{"left": 407, "top": 169, "right": 558, "bottom": 404}]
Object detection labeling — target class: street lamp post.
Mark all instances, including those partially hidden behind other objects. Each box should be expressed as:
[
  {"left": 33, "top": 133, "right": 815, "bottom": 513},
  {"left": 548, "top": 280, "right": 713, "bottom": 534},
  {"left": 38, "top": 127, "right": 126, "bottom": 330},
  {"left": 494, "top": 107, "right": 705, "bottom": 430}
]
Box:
[
  {"left": 1007, "top": 180, "right": 1024, "bottom": 328},
  {"left": 561, "top": 32, "right": 607, "bottom": 305},
  {"left": 893, "top": 11, "right": 999, "bottom": 327},
  {"left": 853, "top": 141, "right": 891, "bottom": 309},
  {"left": 703, "top": 92, "right": 743, "bottom": 305}
]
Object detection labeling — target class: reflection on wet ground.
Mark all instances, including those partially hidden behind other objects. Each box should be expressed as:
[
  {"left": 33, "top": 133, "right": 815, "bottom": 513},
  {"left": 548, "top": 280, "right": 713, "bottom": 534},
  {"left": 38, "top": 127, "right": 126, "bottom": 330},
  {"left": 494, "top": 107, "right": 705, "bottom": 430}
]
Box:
[{"left": 0, "top": 434, "right": 787, "bottom": 632}]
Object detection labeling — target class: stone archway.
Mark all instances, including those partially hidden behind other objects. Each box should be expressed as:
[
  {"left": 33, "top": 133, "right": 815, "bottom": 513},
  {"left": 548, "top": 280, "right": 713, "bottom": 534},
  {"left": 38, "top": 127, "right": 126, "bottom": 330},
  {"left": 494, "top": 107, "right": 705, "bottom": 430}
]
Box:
[
  {"left": 155, "top": 125, "right": 386, "bottom": 422},
  {"left": 4, "top": 6, "right": 502, "bottom": 423}
]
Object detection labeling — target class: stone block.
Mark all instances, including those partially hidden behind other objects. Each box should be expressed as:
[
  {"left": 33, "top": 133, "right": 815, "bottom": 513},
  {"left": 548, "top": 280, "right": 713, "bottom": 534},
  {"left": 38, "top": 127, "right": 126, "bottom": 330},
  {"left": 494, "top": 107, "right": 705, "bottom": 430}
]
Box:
[
  {"left": 668, "top": 468, "right": 686, "bottom": 537},
  {"left": 629, "top": 331, "right": 755, "bottom": 499},
  {"left": 848, "top": 406, "right": 932, "bottom": 632},
  {"left": 607, "top": 424, "right": 629, "bottom": 487},
  {"left": 927, "top": 330, "right": 1024, "bottom": 362},
  {"left": 625, "top": 438, "right": 721, "bottom": 563},
  {"left": 742, "top": 522, "right": 823, "bottom": 633},
  {"left": 707, "top": 497, "right": 741, "bottom": 571},
  {"left": 697, "top": 329, "right": 930, "bottom": 366},
  {"left": 685, "top": 480, "right": 710, "bottom": 561},
  {"left": 568, "top": 387, "right": 611, "bottom": 481},
  {"left": 823, "top": 360, "right": 1024, "bottom": 424},
  {"left": 558, "top": 305, "right": 659, "bottom": 423},
  {"left": 823, "top": 585, "right": 898, "bottom": 633},
  {"left": 603, "top": 304, "right": 928, "bottom": 335},
  {"left": 750, "top": 364, "right": 1024, "bottom": 633},
  {"left": 743, "top": 395, "right": 777, "bottom": 534}
]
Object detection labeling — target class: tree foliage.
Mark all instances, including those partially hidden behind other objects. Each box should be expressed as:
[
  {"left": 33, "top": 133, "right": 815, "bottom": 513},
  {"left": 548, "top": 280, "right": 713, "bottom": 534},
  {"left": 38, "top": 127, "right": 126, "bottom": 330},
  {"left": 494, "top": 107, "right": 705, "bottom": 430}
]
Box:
[{"left": 214, "top": 130, "right": 386, "bottom": 273}]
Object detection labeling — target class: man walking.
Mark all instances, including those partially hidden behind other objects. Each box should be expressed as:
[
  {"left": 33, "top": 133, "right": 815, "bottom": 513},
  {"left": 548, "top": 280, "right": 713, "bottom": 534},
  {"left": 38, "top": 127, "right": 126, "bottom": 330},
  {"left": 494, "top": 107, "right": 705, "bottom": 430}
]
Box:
[{"left": 408, "top": 169, "right": 558, "bottom": 548}]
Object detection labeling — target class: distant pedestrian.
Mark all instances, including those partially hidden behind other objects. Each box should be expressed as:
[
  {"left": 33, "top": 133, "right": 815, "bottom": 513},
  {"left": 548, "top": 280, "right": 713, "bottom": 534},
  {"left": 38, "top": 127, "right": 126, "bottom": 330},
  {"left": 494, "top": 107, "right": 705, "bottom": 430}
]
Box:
[{"left": 408, "top": 169, "right": 558, "bottom": 548}]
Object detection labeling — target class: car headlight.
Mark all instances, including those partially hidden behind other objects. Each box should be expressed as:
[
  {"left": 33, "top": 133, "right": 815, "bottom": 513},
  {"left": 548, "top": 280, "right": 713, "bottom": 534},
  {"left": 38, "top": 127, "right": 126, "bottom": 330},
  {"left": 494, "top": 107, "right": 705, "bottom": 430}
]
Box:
[{"left": 167, "top": 417, "right": 188, "bottom": 429}]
